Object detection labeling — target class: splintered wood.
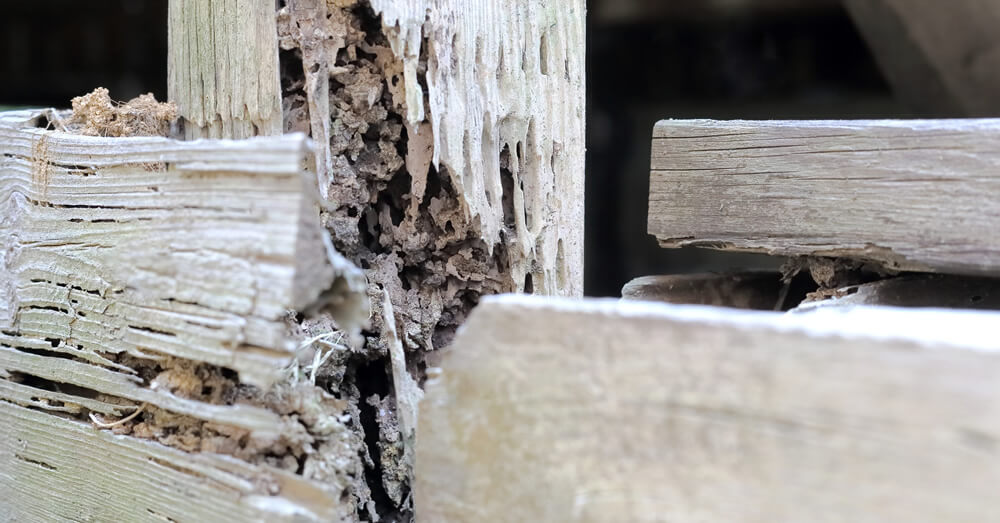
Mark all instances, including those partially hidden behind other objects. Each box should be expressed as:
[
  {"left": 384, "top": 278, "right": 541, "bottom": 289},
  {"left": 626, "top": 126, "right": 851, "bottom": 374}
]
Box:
[
  {"left": 417, "top": 296, "right": 1000, "bottom": 522},
  {"left": 649, "top": 119, "right": 1000, "bottom": 275},
  {"left": 0, "top": 109, "right": 362, "bottom": 521}
]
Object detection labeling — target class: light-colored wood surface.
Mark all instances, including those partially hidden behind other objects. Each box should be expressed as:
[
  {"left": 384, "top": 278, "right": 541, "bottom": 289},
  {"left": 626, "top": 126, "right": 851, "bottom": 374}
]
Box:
[
  {"left": 0, "top": 400, "right": 348, "bottom": 522},
  {"left": 0, "top": 109, "right": 342, "bottom": 387},
  {"left": 0, "top": 108, "right": 369, "bottom": 521},
  {"left": 168, "top": 0, "right": 282, "bottom": 139},
  {"left": 416, "top": 295, "right": 1000, "bottom": 522},
  {"left": 844, "top": 0, "right": 1000, "bottom": 116},
  {"left": 649, "top": 119, "right": 1000, "bottom": 274}
]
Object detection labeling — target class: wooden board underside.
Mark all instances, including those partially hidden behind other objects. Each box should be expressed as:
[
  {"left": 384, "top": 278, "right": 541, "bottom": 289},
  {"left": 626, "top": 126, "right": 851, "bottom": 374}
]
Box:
[
  {"left": 0, "top": 400, "right": 346, "bottom": 522},
  {"left": 416, "top": 296, "right": 1000, "bottom": 522},
  {"left": 649, "top": 119, "right": 1000, "bottom": 275}
]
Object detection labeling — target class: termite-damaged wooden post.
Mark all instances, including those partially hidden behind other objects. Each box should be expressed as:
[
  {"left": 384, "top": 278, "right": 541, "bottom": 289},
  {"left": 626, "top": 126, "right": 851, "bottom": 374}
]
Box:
[{"left": 167, "top": 0, "right": 586, "bottom": 519}]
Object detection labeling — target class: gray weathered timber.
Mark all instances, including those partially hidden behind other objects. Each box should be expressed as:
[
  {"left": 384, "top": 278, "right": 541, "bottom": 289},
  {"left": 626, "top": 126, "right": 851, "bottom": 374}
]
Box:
[
  {"left": 649, "top": 119, "right": 1000, "bottom": 275},
  {"left": 416, "top": 295, "right": 1000, "bottom": 522}
]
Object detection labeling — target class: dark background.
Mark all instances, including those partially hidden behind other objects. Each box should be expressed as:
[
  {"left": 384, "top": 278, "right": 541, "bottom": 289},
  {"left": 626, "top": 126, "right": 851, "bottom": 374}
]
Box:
[{"left": 0, "top": 0, "right": 945, "bottom": 297}]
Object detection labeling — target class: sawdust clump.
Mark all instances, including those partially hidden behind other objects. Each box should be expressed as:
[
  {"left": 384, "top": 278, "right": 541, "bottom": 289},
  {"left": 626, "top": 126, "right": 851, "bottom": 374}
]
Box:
[{"left": 69, "top": 87, "right": 177, "bottom": 137}]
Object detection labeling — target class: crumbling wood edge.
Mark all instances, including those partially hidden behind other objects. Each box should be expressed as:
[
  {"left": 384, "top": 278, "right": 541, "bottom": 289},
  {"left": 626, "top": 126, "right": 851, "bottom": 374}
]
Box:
[
  {"left": 648, "top": 118, "right": 1000, "bottom": 276},
  {"left": 417, "top": 295, "right": 1000, "bottom": 521},
  {"left": 0, "top": 108, "right": 367, "bottom": 521}
]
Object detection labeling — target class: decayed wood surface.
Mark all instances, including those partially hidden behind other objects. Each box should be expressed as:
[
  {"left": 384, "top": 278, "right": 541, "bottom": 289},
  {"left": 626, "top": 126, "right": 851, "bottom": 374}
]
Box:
[
  {"left": 649, "top": 119, "right": 1000, "bottom": 275},
  {"left": 417, "top": 296, "right": 1000, "bottom": 522},
  {"left": 0, "top": 401, "right": 348, "bottom": 522},
  {"left": 621, "top": 271, "right": 783, "bottom": 309},
  {"left": 168, "top": 0, "right": 282, "bottom": 139},
  {"left": 843, "top": 0, "right": 1000, "bottom": 116}
]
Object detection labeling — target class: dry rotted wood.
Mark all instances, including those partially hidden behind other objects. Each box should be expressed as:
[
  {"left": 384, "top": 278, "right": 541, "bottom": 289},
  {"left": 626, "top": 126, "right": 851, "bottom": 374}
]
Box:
[
  {"left": 0, "top": 108, "right": 367, "bottom": 521},
  {"left": 417, "top": 296, "right": 1000, "bottom": 522},
  {"left": 649, "top": 119, "right": 1000, "bottom": 275},
  {"left": 168, "top": 0, "right": 283, "bottom": 139},
  {"left": 844, "top": 0, "right": 1000, "bottom": 116},
  {"left": 621, "top": 272, "right": 783, "bottom": 310}
]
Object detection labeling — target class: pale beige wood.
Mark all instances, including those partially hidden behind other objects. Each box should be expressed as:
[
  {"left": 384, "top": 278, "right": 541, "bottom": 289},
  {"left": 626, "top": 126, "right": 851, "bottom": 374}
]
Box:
[
  {"left": 0, "top": 400, "right": 349, "bottom": 522},
  {"left": 416, "top": 296, "right": 1000, "bottom": 522},
  {"left": 649, "top": 119, "right": 1000, "bottom": 275},
  {"left": 844, "top": 0, "right": 1000, "bottom": 116},
  {"left": 168, "top": 0, "right": 282, "bottom": 139}
]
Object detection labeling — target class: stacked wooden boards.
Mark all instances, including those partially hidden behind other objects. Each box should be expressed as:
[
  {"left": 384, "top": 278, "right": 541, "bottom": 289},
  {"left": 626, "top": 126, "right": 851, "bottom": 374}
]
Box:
[{"left": 0, "top": 109, "right": 362, "bottom": 521}]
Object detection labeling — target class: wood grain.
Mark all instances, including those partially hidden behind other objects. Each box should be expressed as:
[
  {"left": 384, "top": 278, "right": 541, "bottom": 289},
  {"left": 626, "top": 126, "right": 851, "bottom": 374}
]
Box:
[
  {"left": 168, "top": 0, "right": 282, "bottom": 139},
  {"left": 649, "top": 119, "right": 1000, "bottom": 274},
  {"left": 0, "top": 108, "right": 350, "bottom": 389},
  {"left": 417, "top": 295, "right": 1000, "bottom": 522},
  {"left": 0, "top": 400, "right": 349, "bottom": 522}
]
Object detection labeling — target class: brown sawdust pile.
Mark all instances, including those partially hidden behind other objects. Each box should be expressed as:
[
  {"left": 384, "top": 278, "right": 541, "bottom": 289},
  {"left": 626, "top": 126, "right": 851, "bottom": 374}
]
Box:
[{"left": 69, "top": 87, "right": 177, "bottom": 137}]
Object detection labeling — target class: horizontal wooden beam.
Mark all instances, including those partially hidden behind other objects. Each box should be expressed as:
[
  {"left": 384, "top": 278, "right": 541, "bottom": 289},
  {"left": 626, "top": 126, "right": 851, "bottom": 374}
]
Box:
[
  {"left": 649, "top": 119, "right": 1000, "bottom": 274},
  {"left": 417, "top": 296, "right": 1000, "bottom": 521}
]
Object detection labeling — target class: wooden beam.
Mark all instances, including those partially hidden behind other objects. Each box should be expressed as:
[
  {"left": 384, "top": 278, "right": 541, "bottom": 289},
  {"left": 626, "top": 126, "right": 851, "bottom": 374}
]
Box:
[
  {"left": 416, "top": 296, "right": 1000, "bottom": 521},
  {"left": 649, "top": 119, "right": 1000, "bottom": 275},
  {"left": 843, "top": 0, "right": 1000, "bottom": 116}
]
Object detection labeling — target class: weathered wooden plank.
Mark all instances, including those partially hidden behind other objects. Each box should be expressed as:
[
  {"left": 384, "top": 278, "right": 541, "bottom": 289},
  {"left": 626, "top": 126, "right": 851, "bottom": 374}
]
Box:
[
  {"left": 0, "top": 401, "right": 349, "bottom": 522},
  {"left": 417, "top": 296, "right": 1000, "bottom": 522},
  {"left": 0, "top": 108, "right": 369, "bottom": 520},
  {"left": 0, "top": 108, "right": 360, "bottom": 387},
  {"left": 621, "top": 271, "right": 783, "bottom": 309},
  {"left": 792, "top": 274, "right": 1000, "bottom": 312},
  {"left": 844, "top": 0, "right": 1000, "bottom": 116},
  {"left": 649, "top": 119, "right": 1000, "bottom": 274}
]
